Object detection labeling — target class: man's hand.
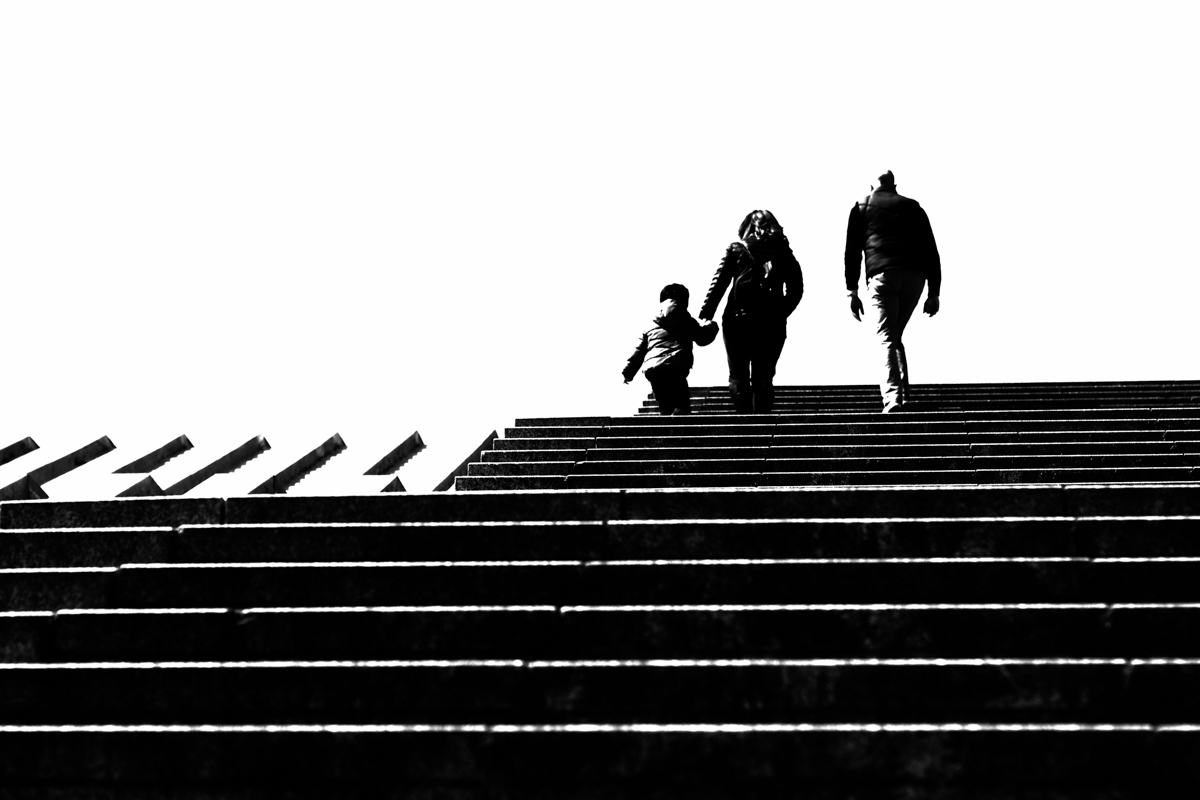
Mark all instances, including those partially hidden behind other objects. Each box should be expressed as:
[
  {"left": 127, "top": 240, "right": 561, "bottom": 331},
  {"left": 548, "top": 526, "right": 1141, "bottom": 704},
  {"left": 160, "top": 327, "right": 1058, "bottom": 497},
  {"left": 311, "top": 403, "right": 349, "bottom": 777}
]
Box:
[
  {"left": 923, "top": 296, "right": 940, "bottom": 317},
  {"left": 849, "top": 291, "right": 864, "bottom": 322}
]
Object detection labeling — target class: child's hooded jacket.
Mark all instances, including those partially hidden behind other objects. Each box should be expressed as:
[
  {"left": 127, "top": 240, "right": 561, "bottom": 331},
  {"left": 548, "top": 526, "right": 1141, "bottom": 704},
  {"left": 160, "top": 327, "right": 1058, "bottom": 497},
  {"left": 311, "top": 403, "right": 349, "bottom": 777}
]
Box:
[{"left": 622, "top": 299, "right": 719, "bottom": 381}]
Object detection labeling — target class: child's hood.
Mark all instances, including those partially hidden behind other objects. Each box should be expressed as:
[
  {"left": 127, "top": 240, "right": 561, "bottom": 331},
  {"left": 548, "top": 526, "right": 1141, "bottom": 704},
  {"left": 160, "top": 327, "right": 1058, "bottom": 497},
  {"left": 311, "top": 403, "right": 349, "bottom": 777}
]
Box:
[{"left": 654, "top": 298, "right": 692, "bottom": 331}]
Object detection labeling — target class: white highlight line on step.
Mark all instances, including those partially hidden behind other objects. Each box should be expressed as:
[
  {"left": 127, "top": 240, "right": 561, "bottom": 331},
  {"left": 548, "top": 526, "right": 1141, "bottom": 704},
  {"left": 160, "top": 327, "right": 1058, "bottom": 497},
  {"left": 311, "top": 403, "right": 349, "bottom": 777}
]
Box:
[
  {"left": 0, "top": 567, "right": 117, "bottom": 574},
  {"left": 186, "top": 520, "right": 608, "bottom": 530},
  {"left": 240, "top": 606, "right": 557, "bottom": 614},
  {"left": 0, "top": 723, "right": 1187, "bottom": 733},
  {"left": 0, "top": 660, "right": 525, "bottom": 669},
  {"left": 589, "top": 558, "right": 1084, "bottom": 566},
  {"left": 121, "top": 561, "right": 583, "bottom": 569},
  {"left": 605, "top": 515, "right": 1200, "bottom": 525},
  {"left": 119, "top": 557, "right": 1098, "bottom": 570},
  {"left": 38, "top": 603, "right": 1200, "bottom": 618},
  {"left": 4, "top": 658, "right": 1199, "bottom": 670},
  {"left": 57, "top": 608, "right": 229, "bottom": 615},
  {"left": 1094, "top": 557, "right": 1200, "bottom": 563},
  {"left": 609, "top": 483, "right": 1200, "bottom": 495},
  {"left": 0, "top": 528, "right": 175, "bottom": 534},
  {"left": 561, "top": 603, "right": 1112, "bottom": 612},
  {"left": 524, "top": 658, "right": 1177, "bottom": 668},
  {"left": 60, "top": 604, "right": 1197, "bottom": 617}
]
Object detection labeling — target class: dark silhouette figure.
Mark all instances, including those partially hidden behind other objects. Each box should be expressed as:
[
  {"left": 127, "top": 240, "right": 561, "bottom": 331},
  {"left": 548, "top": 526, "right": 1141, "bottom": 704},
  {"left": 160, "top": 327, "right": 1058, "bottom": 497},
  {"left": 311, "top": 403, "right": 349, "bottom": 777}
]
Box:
[
  {"left": 623, "top": 284, "right": 719, "bottom": 415},
  {"left": 698, "top": 210, "right": 804, "bottom": 413},
  {"left": 845, "top": 170, "right": 941, "bottom": 412}
]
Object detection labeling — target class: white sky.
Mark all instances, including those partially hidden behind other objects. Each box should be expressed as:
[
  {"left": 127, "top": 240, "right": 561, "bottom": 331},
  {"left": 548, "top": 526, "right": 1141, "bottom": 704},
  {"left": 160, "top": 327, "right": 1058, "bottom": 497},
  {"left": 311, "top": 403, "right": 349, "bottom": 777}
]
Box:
[{"left": 2, "top": 1, "right": 1197, "bottom": 491}]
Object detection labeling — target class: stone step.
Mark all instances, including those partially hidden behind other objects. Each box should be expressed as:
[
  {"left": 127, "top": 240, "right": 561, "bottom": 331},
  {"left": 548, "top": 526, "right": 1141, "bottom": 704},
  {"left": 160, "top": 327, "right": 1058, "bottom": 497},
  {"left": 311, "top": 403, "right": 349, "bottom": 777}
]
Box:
[
  {"left": 12, "top": 605, "right": 1200, "bottom": 662},
  {"left": 655, "top": 383, "right": 1200, "bottom": 390},
  {"left": 483, "top": 442, "right": 1200, "bottom": 462},
  {"left": 468, "top": 455, "right": 1197, "bottom": 477},
  {"left": 1, "top": 497, "right": 225, "bottom": 530},
  {"left": 689, "top": 392, "right": 1198, "bottom": 401},
  {"left": 494, "top": 436, "right": 603, "bottom": 451},
  {"left": 0, "top": 728, "right": 1192, "bottom": 790},
  {"left": 641, "top": 395, "right": 1200, "bottom": 405},
  {"left": 664, "top": 389, "right": 1199, "bottom": 397},
  {"left": 493, "top": 429, "right": 1200, "bottom": 450},
  {"left": 6, "top": 516, "right": 1200, "bottom": 569},
  {"left": 670, "top": 383, "right": 1200, "bottom": 395},
  {"left": 641, "top": 399, "right": 1200, "bottom": 414},
  {"left": 481, "top": 448, "right": 589, "bottom": 462},
  {"left": 641, "top": 402, "right": 1200, "bottom": 416},
  {"left": 10, "top": 484, "right": 1200, "bottom": 529},
  {"left": 505, "top": 419, "right": 1200, "bottom": 440},
  {"left": 128, "top": 516, "right": 1200, "bottom": 561},
  {"left": 639, "top": 404, "right": 888, "bottom": 414},
  {"left": 2, "top": 661, "right": 1200, "bottom": 724},
  {"left": 0, "top": 527, "right": 176, "bottom": 568},
  {"left": 459, "top": 467, "right": 1200, "bottom": 490},
  {"left": 517, "top": 408, "right": 1200, "bottom": 427},
  {"left": 10, "top": 560, "right": 1200, "bottom": 610},
  {"left": 670, "top": 388, "right": 1200, "bottom": 400}
]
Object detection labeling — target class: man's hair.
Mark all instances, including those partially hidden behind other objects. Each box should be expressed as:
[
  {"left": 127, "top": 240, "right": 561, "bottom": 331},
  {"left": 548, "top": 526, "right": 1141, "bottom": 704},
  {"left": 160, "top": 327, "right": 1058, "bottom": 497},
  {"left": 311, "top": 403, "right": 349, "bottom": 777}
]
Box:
[
  {"left": 660, "top": 283, "right": 689, "bottom": 304},
  {"left": 877, "top": 170, "right": 895, "bottom": 187},
  {"left": 737, "top": 210, "right": 783, "bottom": 241}
]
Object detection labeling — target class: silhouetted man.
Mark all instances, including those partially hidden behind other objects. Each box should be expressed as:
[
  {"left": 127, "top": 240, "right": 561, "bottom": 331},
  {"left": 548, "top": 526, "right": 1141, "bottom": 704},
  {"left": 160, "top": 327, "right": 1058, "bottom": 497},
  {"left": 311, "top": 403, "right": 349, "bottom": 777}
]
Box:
[{"left": 845, "top": 170, "right": 941, "bottom": 412}]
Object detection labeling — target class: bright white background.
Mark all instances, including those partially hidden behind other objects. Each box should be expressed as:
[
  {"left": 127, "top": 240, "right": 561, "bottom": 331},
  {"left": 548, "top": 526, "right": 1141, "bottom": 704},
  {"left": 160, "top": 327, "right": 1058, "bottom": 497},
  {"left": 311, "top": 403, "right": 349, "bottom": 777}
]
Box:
[{"left": 1, "top": 1, "right": 1197, "bottom": 491}]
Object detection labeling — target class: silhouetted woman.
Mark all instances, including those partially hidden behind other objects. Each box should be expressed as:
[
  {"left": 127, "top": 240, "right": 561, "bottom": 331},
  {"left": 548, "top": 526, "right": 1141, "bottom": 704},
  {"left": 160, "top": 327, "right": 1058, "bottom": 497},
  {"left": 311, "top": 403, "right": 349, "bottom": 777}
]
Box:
[{"left": 697, "top": 210, "right": 803, "bottom": 413}]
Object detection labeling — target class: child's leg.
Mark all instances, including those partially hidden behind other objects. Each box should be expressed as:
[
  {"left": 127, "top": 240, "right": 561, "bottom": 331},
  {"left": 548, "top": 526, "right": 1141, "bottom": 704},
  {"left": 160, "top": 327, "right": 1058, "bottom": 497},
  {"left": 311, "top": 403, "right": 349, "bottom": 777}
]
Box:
[
  {"left": 647, "top": 373, "right": 677, "bottom": 415},
  {"left": 673, "top": 374, "right": 692, "bottom": 415},
  {"left": 649, "top": 369, "right": 690, "bottom": 415}
]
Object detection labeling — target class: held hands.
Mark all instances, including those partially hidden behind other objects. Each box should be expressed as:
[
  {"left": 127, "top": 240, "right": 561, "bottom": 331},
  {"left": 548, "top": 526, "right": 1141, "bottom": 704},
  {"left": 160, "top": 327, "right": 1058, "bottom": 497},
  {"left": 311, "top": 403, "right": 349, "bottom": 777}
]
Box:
[
  {"left": 848, "top": 291, "right": 864, "bottom": 322},
  {"left": 923, "top": 295, "right": 940, "bottom": 317}
]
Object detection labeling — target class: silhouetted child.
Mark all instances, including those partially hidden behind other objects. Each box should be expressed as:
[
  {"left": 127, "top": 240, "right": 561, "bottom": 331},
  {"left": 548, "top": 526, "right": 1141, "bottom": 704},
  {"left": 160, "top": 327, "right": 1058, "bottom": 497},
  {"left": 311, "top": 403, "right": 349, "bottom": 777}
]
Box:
[{"left": 622, "top": 284, "right": 719, "bottom": 415}]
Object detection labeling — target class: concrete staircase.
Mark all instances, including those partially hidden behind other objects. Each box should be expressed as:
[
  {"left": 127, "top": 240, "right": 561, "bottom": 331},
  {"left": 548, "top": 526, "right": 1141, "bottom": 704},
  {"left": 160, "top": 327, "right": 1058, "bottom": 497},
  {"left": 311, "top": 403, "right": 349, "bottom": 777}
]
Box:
[
  {"left": 1, "top": 380, "right": 1199, "bottom": 795},
  {"left": 637, "top": 380, "right": 1200, "bottom": 414},
  {"left": 460, "top": 381, "right": 1200, "bottom": 491}
]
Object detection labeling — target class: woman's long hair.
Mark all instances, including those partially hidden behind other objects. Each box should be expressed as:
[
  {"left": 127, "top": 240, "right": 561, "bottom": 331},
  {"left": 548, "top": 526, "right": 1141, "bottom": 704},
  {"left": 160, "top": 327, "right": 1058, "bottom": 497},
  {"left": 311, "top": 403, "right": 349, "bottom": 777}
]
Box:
[{"left": 738, "top": 210, "right": 783, "bottom": 241}]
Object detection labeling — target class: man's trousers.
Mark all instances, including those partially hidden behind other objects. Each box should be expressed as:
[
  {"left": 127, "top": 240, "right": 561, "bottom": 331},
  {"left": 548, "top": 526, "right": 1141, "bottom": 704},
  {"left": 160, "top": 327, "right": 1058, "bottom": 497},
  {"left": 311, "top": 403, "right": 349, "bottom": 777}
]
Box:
[{"left": 867, "top": 267, "right": 926, "bottom": 409}]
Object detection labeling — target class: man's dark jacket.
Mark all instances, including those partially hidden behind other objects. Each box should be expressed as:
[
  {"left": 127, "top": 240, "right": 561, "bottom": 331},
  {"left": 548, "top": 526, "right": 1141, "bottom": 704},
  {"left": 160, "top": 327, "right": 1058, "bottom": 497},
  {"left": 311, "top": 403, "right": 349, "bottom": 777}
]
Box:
[{"left": 844, "top": 188, "right": 941, "bottom": 295}]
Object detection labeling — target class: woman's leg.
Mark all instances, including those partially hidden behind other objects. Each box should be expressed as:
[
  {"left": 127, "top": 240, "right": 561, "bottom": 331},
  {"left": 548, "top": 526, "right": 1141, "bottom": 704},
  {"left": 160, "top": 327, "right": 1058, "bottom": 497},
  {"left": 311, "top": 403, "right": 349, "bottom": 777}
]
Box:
[
  {"left": 750, "top": 319, "right": 787, "bottom": 413},
  {"left": 723, "top": 316, "right": 753, "bottom": 413}
]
